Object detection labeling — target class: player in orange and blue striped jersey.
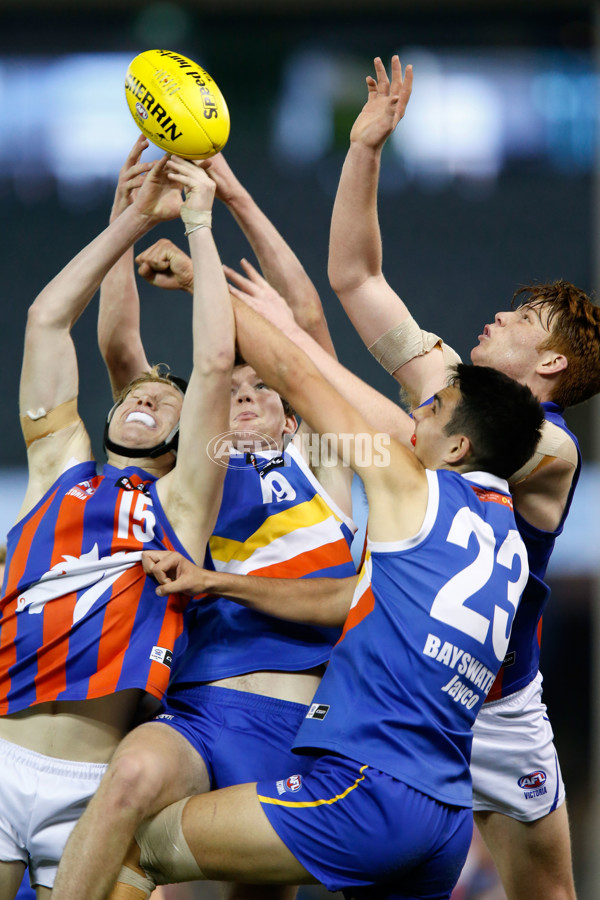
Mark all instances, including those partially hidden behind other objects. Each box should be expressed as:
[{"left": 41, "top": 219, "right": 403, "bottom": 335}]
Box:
[{"left": 0, "top": 153, "right": 234, "bottom": 900}]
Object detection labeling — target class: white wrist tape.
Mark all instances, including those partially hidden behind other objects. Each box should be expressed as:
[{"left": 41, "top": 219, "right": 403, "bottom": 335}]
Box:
[{"left": 181, "top": 207, "right": 212, "bottom": 235}]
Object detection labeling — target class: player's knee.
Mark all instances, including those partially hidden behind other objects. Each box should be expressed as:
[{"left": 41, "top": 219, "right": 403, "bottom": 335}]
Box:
[{"left": 102, "top": 749, "right": 169, "bottom": 818}]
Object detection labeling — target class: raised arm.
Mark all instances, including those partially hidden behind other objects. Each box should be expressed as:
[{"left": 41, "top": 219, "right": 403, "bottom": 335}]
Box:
[
  {"left": 155, "top": 159, "right": 235, "bottom": 562},
  {"left": 328, "top": 56, "right": 448, "bottom": 408},
  {"left": 233, "top": 297, "right": 429, "bottom": 544},
  {"left": 205, "top": 152, "right": 336, "bottom": 356},
  {"left": 98, "top": 137, "right": 182, "bottom": 398},
  {"left": 142, "top": 550, "right": 356, "bottom": 627},
  {"left": 226, "top": 261, "right": 415, "bottom": 446},
  {"left": 19, "top": 155, "right": 179, "bottom": 516}
]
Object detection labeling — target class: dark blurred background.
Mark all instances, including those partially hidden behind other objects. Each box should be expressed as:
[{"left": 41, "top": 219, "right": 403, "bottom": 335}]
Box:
[{"left": 0, "top": 2, "right": 598, "bottom": 898}]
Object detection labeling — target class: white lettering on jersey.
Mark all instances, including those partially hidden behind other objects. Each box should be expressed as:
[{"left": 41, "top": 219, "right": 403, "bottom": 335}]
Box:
[
  {"left": 117, "top": 491, "right": 157, "bottom": 542},
  {"left": 429, "top": 508, "right": 528, "bottom": 662},
  {"left": 260, "top": 471, "right": 297, "bottom": 504}
]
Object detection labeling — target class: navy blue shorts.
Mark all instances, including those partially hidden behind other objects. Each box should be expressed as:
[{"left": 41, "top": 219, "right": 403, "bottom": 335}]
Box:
[
  {"left": 154, "top": 684, "right": 312, "bottom": 789},
  {"left": 257, "top": 754, "right": 472, "bottom": 900}
]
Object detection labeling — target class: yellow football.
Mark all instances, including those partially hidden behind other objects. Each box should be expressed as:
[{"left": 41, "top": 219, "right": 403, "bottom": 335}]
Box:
[{"left": 125, "top": 49, "right": 230, "bottom": 159}]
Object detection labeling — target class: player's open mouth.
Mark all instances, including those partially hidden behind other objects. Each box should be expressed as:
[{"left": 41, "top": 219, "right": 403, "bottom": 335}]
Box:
[{"left": 126, "top": 411, "right": 156, "bottom": 427}]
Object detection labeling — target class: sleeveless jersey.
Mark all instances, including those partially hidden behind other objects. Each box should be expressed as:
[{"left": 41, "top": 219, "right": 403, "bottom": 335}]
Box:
[
  {"left": 0, "top": 461, "right": 192, "bottom": 715},
  {"left": 293, "top": 469, "right": 528, "bottom": 808},
  {"left": 486, "top": 402, "right": 580, "bottom": 700},
  {"left": 172, "top": 443, "right": 356, "bottom": 684}
]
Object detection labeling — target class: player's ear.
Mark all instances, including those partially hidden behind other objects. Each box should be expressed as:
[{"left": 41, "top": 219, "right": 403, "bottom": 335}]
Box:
[
  {"left": 445, "top": 433, "right": 471, "bottom": 467},
  {"left": 283, "top": 414, "right": 299, "bottom": 436}
]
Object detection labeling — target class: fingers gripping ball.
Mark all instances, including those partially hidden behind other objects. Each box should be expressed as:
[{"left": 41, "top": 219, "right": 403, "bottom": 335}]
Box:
[{"left": 125, "top": 49, "right": 230, "bottom": 159}]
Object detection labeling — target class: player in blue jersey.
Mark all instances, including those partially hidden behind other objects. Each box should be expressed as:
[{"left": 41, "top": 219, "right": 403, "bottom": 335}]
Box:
[
  {"left": 51, "top": 145, "right": 362, "bottom": 900},
  {"left": 327, "top": 56, "right": 600, "bottom": 900},
  {"left": 0, "top": 156, "right": 234, "bottom": 900},
  {"left": 107, "top": 296, "right": 545, "bottom": 900}
]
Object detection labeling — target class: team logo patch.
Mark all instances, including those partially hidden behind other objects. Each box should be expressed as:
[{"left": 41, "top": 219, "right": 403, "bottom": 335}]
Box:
[
  {"left": 149, "top": 646, "right": 173, "bottom": 668},
  {"left": 276, "top": 774, "right": 303, "bottom": 795},
  {"left": 518, "top": 770, "right": 547, "bottom": 798},
  {"left": 306, "top": 703, "right": 329, "bottom": 720}
]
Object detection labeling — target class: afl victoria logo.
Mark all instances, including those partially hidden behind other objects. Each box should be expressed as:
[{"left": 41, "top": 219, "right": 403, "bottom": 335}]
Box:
[
  {"left": 518, "top": 771, "right": 547, "bottom": 790},
  {"left": 135, "top": 102, "right": 149, "bottom": 120},
  {"left": 285, "top": 775, "right": 303, "bottom": 793}
]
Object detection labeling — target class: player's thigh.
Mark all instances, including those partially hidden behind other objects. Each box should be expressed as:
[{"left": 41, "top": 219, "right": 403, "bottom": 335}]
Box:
[
  {"left": 474, "top": 803, "right": 575, "bottom": 900},
  {"left": 0, "top": 861, "right": 27, "bottom": 900},
  {"left": 108, "top": 721, "right": 211, "bottom": 810},
  {"left": 180, "top": 784, "right": 315, "bottom": 884}
]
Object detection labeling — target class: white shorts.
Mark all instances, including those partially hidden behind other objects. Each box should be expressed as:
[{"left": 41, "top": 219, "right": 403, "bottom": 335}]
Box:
[
  {"left": 471, "top": 671, "right": 565, "bottom": 822},
  {"left": 0, "top": 737, "right": 107, "bottom": 888}
]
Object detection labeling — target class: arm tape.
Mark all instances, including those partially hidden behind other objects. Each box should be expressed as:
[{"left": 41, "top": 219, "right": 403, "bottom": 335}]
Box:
[
  {"left": 20, "top": 397, "right": 80, "bottom": 448},
  {"left": 368, "top": 316, "right": 461, "bottom": 375},
  {"left": 509, "top": 420, "right": 579, "bottom": 484}
]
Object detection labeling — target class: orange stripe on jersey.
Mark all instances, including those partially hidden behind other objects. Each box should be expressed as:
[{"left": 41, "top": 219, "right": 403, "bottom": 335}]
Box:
[
  {"left": 336, "top": 584, "right": 375, "bottom": 646},
  {"left": 249, "top": 538, "right": 352, "bottom": 580},
  {"left": 0, "top": 490, "right": 58, "bottom": 714},
  {"left": 35, "top": 490, "right": 87, "bottom": 701},
  {"left": 145, "top": 591, "right": 186, "bottom": 701},
  {"left": 85, "top": 567, "right": 145, "bottom": 698}
]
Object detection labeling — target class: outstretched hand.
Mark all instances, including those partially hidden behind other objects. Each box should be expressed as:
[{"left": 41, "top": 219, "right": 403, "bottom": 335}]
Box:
[
  {"left": 132, "top": 154, "right": 184, "bottom": 223},
  {"left": 109, "top": 135, "right": 154, "bottom": 222},
  {"left": 224, "top": 259, "right": 297, "bottom": 336},
  {"left": 136, "top": 238, "right": 194, "bottom": 293},
  {"left": 350, "top": 55, "right": 413, "bottom": 150},
  {"left": 202, "top": 153, "right": 244, "bottom": 205},
  {"left": 165, "top": 156, "right": 216, "bottom": 212},
  {"left": 142, "top": 550, "right": 212, "bottom": 597}
]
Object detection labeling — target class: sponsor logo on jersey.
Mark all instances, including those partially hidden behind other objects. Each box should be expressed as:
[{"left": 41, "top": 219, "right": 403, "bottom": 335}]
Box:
[
  {"left": 155, "top": 713, "right": 174, "bottom": 720},
  {"left": 276, "top": 774, "right": 303, "bottom": 795},
  {"left": 116, "top": 476, "right": 151, "bottom": 493},
  {"left": 66, "top": 480, "right": 97, "bottom": 501},
  {"left": 501, "top": 650, "right": 516, "bottom": 668},
  {"left": 150, "top": 646, "right": 173, "bottom": 668},
  {"left": 518, "top": 770, "right": 548, "bottom": 798},
  {"left": 306, "top": 703, "right": 329, "bottom": 720}
]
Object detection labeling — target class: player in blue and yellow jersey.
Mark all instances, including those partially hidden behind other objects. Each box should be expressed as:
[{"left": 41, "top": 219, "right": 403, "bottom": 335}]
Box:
[
  {"left": 51, "top": 146, "right": 359, "bottom": 900},
  {"left": 108, "top": 298, "right": 545, "bottom": 900},
  {"left": 327, "top": 56, "right": 600, "bottom": 900},
  {"left": 0, "top": 155, "right": 235, "bottom": 900}
]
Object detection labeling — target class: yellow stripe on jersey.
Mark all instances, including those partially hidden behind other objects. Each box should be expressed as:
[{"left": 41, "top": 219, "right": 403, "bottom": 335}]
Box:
[
  {"left": 210, "top": 494, "right": 346, "bottom": 568},
  {"left": 257, "top": 765, "right": 368, "bottom": 808}
]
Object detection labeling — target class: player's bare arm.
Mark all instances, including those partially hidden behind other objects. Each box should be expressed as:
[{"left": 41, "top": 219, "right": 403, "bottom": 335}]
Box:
[
  {"left": 229, "top": 265, "right": 415, "bottom": 447},
  {"left": 205, "top": 152, "right": 336, "bottom": 356},
  {"left": 328, "top": 56, "right": 447, "bottom": 408},
  {"left": 19, "top": 155, "right": 178, "bottom": 517},
  {"left": 142, "top": 550, "right": 357, "bottom": 627},
  {"left": 155, "top": 157, "right": 234, "bottom": 561},
  {"left": 98, "top": 135, "right": 164, "bottom": 398},
  {"left": 232, "top": 296, "right": 431, "bottom": 544}
]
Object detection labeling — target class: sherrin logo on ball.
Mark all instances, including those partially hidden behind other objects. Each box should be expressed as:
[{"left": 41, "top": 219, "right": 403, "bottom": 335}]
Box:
[{"left": 125, "top": 49, "right": 230, "bottom": 159}]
